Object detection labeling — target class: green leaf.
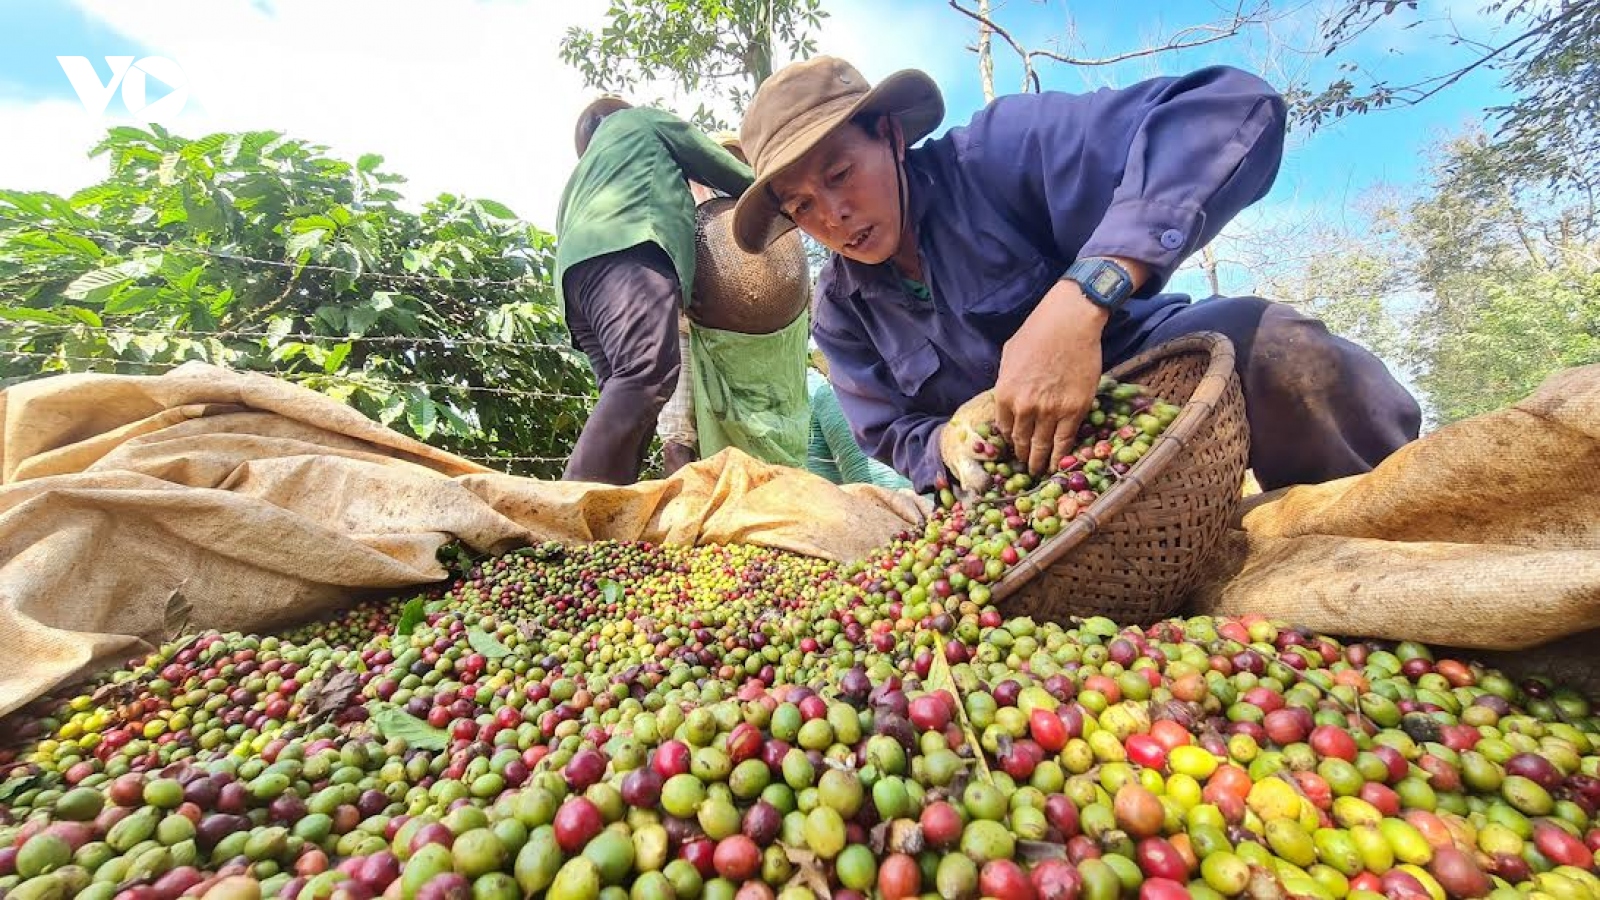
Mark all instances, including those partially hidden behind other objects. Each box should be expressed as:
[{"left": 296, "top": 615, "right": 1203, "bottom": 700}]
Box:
[
  {"left": 269, "top": 341, "right": 308, "bottom": 363},
  {"left": 264, "top": 316, "right": 295, "bottom": 347},
  {"left": 405, "top": 390, "right": 438, "bottom": 440},
  {"left": 396, "top": 597, "right": 426, "bottom": 637},
  {"left": 174, "top": 265, "right": 206, "bottom": 295},
  {"left": 181, "top": 133, "right": 229, "bottom": 161},
  {"left": 292, "top": 214, "right": 340, "bottom": 234},
  {"left": 371, "top": 389, "right": 405, "bottom": 425},
  {"left": 313, "top": 305, "right": 348, "bottom": 333},
  {"left": 63, "top": 256, "right": 163, "bottom": 303},
  {"left": 322, "top": 341, "right": 352, "bottom": 373},
  {"left": 467, "top": 626, "right": 512, "bottom": 659},
  {"left": 476, "top": 199, "right": 517, "bottom": 220},
  {"left": 44, "top": 232, "right": 106, "bottom": 259},
  {"left": 221, "top": 134, "right": 245, "bottom": 164},
  {"left": 320, "top": 381, "right": 358, "bottom": 403},
  {"left": 0, "top": 306, "right": 75, "bottom": 325},
  {"left": 347, "top": 303, "right": 379, "bottom": 337},
  {"left": 206, "top": 287, "right": 235, "bottom": 318},
  {"left": 285, "top": 228, "right": 327, "bottom": 258},
  {"left": 158, "top": 152, "right": 182, "bottom": 186},
  {"left": 437, "top": 403, "right": 473, "bottom": 435},
  {"left": 330, "top": 244, "right": 363, "bottom": 294},
  {"left": 0, "top": 775, "right": 43, "bottom": 803},
  {"left": 369, "top": 703, "right": 448, "bottom": 751},
  {"left": 64, "top": 306, "right": 104, "bottom": 327},
  {"left": 102, "top": 286, "right": 161, "bottom": 315},
  {"left": 358, "top": 153, "right": 384, "bottom": 173},
  {"left": 598, "top": 578, "right": 623, "bottom": 606}
]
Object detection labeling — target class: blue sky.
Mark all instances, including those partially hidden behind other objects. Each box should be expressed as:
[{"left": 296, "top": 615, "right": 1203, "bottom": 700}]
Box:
[{"left": 1, "top": 0, "right": 1517, "bottom": 302}]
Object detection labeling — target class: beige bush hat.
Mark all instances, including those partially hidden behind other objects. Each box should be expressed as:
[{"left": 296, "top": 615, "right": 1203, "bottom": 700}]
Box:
[
  {"left": 709, "top": 130, "right": 748, "bottom": 165},
  {"left": 574, "top": 95, "right": 633, "bottom": 157},
  {"left": 732, "top": 56, "right": 943, "bottom": 253}
]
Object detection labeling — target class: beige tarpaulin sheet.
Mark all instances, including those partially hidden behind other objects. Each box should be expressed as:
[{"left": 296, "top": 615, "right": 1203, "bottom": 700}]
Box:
[
  {"left": 3, "top": 360, "right": 1598, "bottom": 719},
  {"left": 1191, "top": 363, "right": 1600, "bottom": 691},
  {"left": 0, "top": 363, "right": 925, "bottom": 718}
]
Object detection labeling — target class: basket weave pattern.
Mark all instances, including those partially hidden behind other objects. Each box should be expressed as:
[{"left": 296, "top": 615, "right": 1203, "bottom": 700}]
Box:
[
  {"left": 991, "top": 332, "right": 1250, "bottom": 625},
  {"left": 690, "top": 197, "right": 810, "bottom": 335}
]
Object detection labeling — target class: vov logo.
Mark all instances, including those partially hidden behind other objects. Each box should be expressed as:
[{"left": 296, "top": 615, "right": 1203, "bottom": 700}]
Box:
[{"left": 57, "top": 56, "right": 190, "bottom": 120}]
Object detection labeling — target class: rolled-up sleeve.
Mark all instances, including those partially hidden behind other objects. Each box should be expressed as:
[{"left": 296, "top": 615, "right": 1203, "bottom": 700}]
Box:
[
  {"left": 813, "top": 312, "right": 948, "bottom": 493},
  {"left": 966, "top": 66, "right": 1286, "bottom": 291}
]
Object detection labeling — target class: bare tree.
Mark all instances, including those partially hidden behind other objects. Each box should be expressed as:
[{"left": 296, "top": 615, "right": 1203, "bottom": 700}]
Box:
[
  {"left": 946, "top": 0, "right": 1280, "bottom": 93},
  {"left": 976, "top": 0, "right": 996, "bottom": 102}
]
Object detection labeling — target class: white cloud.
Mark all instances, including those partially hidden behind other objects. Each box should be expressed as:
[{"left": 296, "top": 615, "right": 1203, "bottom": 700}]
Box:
[
  {"left": 2, "top": 0, "right": 951, "bottom": 232},
  {"left": 0, "top": 98, "right": 110, "bottom": 195},
  {"left": 32, "top": 0, "right": 624, "bottom": 230}
]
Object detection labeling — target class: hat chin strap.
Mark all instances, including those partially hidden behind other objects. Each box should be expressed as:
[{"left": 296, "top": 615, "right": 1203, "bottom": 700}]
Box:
[{"left": 888, "top": 122, "right": 913, "bottom": 279}]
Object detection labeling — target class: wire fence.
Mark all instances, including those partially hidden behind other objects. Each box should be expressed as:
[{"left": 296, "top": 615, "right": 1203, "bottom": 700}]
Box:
[
  {"left": 0, "top": 320, "right": 585, "bottom": 355},
  {"left": 1, "top": 334, "right": 820, "bottom": 476},
  {"left": 0, "top": 349, "right": 597, "bottom": 403},
  {"left": 0, "top": 227, "right": 691, "bottom": 477},
  {"left": 0, "top": 223, "right": 551, "bottom": 290}
]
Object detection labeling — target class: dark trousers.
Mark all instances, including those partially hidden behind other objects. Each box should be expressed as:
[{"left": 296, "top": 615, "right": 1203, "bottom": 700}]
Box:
[
  {"left": 1110, "top": 297, "right": 1422, "bottom": 492},
  {"left": 562, "top": 243, "right": 682, "bottom": 484}
]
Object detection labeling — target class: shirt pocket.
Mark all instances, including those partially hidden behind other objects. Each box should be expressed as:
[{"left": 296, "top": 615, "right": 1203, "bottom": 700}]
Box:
[
  {"left": 885, "top": 340, "right": 942, "bottom": 400},
  {"left": 962, "top": 257, "right": 1059, "bottom": 343}
]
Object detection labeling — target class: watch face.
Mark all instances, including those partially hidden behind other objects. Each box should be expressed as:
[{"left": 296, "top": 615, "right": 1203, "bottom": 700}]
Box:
[{"left": 1090, "top": 266, "right": 1124, "bottom": 296}]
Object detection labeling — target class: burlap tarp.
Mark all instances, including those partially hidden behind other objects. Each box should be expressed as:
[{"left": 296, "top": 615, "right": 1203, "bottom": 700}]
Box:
[
  {"left": 3, "top": 360, "right": 1597, "bottom": 719},
  {"left": 0, "top": 363, "right": 926, "bottom": 718},
  {"left": 1192, "top": 363, "right": 1600, "bottom": 691}
]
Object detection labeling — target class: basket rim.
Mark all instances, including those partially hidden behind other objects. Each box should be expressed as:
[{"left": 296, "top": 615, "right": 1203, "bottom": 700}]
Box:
[{"left": 988, "top": 331, "right": 1240, "bottom": 604}]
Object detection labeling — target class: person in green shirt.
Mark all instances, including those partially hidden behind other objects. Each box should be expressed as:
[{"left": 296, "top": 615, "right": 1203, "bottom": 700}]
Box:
[
  {"left": 806, "top": 363, "right": 913, "bottom": 491},
  {"left": 555, "top": 96, "right": 754, "bottom": 484}
]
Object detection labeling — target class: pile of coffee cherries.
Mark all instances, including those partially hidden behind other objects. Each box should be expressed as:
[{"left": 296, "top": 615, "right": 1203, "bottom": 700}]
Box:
[{"left": 1, "top": 380, "right": 1596, "bottom": 900}]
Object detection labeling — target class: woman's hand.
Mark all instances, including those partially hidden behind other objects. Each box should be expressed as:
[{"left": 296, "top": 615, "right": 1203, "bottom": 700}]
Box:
[
  {"left": 995, "top": 257, "right": 1150, "bottom": 475},
  {"left": 994, "top": 281, "right": 1109, "bottom": 476},
  {"left": 939, "top": 391, "right": 1000, "bottom": 495}
]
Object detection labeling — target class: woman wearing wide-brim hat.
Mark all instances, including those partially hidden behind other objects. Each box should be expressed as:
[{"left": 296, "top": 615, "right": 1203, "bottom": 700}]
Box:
[
  {"left": 732, "top": 56, "right": 1422, "bottom": 495},
  {"left": 553, "top": 95, "right": 753, "bottom": 485}
]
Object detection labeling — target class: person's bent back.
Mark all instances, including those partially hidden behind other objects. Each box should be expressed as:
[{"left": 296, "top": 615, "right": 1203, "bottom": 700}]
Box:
[{"left": 554, "top": 99, "right": 753, "bottom": 484}]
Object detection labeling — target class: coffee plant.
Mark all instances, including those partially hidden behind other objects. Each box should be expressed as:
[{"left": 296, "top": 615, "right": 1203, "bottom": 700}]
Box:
[{"left": 0, "top": 125, "right": 596, "bottom": 477}]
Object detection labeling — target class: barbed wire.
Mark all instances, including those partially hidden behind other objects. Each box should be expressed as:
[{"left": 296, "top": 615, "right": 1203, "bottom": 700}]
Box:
[
  {"left": 1, "top": 350, "right": 169, "bottom": 372},
  {"left": 0, "top": 349, "right": 598, "bottom": 402},
  {"left": 0, "top": 347, "right": 835, "bottom": 477},
  {"left": 1, "top": 223, "right": 551, "bottom": 290},
  {"left": 0, "top": 320, "right": 583, "bottom": 354}
]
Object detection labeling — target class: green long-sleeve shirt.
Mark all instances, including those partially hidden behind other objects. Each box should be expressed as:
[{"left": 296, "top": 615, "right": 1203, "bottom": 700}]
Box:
[{"left": 554, "top": 108, "right": 754, "bottom": 308}]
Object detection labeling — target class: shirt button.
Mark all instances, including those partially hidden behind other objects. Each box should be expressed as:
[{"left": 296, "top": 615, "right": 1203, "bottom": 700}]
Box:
[{"left": 1160, "top": 228, "right": 1185, "bottom": 250}]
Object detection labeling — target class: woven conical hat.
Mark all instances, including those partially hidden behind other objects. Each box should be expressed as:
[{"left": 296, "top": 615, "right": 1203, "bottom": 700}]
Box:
[{"left": 690, "top": 196, "right": 810, "bottom": 335}]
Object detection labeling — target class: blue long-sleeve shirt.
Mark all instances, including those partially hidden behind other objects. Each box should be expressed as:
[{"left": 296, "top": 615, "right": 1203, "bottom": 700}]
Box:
[{"left": 812, "top": 66, "right": 1286, "bottom": 492}]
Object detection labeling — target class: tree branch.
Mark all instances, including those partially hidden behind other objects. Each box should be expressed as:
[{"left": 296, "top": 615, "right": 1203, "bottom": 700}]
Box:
[
  {"left": 976, "top": 0, "right": 994, "bottom": 103},
  {"left": 949, "top": 0, "right": 1269, "bottom": 89},
  {"left": 948, "top": 0, "right": 1037, "bottom": 91},
  {"left": 1031, "top": 0, "right": 1269, "bottom": 68},
  {"left": 1305, "top": 0, "right": 1590, "bottom": 118}
]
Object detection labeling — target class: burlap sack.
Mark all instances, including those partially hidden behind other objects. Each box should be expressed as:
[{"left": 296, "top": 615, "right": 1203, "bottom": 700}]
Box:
[
  {"left": 1190, "top": 364, "right": 1600, "bottom": 664},
  {"left": 0, "top": 363, "right": 925, "bottom": 718}
]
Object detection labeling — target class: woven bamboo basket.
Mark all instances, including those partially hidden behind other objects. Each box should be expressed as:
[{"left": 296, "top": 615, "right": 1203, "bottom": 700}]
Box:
[
  {"left": 689, "top": 196, "right": 810, "bottom": 335},
  {"left": 990, "top": 331, "right": 1249, "bottom": 624}
]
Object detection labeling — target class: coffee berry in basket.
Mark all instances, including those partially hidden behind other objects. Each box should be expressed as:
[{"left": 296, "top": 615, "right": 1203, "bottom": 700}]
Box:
[{"left": 859, "top": 376, "right": 1180, "bottom": 609}]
